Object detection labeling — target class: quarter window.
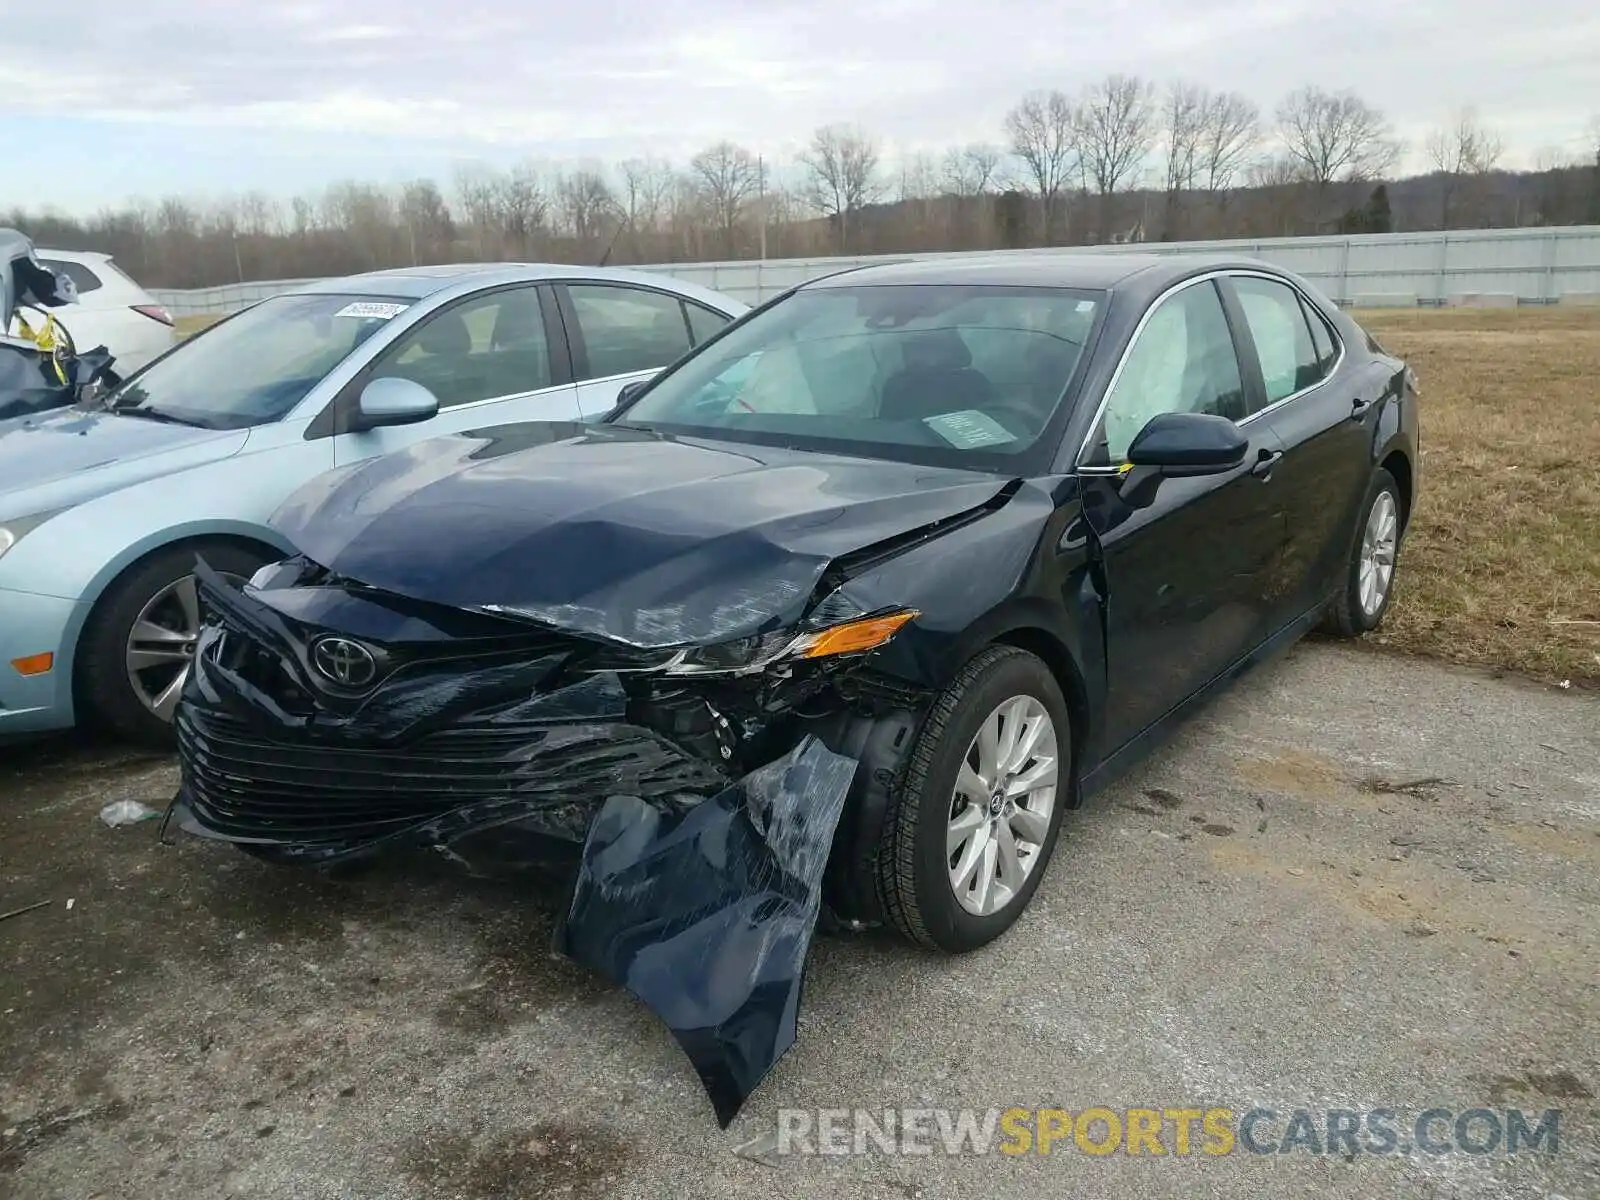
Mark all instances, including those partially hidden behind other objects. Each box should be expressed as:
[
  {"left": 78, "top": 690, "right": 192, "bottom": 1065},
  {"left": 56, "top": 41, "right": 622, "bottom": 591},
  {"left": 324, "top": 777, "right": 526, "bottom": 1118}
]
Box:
[
  {"left": 685, "top": 301, "right": 732, "bottom": 346},
  {"left": 1232, "top": 276, "right": 1327, "bottom": 405},
  {"left": 1094, "top": 280, "right": 1246, "bottom": 464},
  {"left": 1302, "top": 296, "right": 1339, "bottom": 372},
  {"left": 568, "top": 284, "right": 694, "bottom": 379},
  {"left": 38, "top": 259, "right": 104, "bottom": 294},
  {"left": 369, "top": 285, "right": 553, "bottom": 409}
]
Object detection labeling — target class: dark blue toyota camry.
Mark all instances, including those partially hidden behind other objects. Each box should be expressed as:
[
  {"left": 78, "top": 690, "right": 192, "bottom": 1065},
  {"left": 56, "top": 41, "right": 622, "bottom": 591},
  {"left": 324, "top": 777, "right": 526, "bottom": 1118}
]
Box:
[{"left": 171, "top": 252, "right": 1419, "bottom": 1124}]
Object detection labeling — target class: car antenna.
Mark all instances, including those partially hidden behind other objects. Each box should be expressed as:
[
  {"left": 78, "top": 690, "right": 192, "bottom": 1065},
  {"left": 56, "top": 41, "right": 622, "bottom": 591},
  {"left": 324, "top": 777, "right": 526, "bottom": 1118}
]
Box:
[{"left": 596, "top": 222, "right": 625, "bottom": 268}]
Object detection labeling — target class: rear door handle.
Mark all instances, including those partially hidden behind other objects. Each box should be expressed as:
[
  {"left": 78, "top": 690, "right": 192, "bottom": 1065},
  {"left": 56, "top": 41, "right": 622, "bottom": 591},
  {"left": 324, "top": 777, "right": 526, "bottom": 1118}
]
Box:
[
  {"left": 1250, "top": 449, "right": 1283, "bottom": 479},
  {"left": 1350, "top": 397, "right": 1375, "bottom": 420}
]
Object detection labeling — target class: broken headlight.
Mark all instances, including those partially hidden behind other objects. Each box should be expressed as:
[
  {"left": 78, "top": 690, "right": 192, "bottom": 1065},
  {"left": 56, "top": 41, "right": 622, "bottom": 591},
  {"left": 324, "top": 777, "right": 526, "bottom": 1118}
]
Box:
[{"left": 655, "top": 606, "right": 919, "bottom": 677}]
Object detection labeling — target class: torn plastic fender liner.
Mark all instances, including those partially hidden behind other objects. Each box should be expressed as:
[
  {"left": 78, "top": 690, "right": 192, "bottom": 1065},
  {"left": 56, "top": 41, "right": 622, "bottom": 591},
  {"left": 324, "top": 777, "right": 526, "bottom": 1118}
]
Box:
[{"left": 559, "top": 736, "right": 857, "bottom": 1128}]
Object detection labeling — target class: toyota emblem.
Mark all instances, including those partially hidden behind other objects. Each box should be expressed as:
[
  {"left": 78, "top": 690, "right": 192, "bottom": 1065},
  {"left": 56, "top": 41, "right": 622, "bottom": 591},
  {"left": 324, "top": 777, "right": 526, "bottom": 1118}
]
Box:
[{"left": 309, "top": 636, "right": 378, "bottom": 688}]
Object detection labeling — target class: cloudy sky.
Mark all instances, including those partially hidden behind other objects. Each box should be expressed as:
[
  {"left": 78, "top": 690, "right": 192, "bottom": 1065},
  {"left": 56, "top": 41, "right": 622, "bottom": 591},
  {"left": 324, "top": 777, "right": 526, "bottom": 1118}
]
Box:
[{"left": 2, "top": 0, "right": 1595, "bottom": 213}]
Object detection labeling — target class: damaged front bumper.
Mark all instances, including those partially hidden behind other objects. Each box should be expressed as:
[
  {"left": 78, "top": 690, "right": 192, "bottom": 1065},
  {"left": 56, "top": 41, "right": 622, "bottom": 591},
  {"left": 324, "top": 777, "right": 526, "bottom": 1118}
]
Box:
[{"left": 171, "top": 559, "right": 894, "bottom": 1125}]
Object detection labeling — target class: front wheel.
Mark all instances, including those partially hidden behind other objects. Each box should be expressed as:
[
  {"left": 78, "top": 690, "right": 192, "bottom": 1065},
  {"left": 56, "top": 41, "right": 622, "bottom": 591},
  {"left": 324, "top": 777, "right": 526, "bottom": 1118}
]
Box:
[
  {"left": 876, "top": 646, "right": 1071, "bottom": 953},
  {"left": 1322, "top": 468, "right": 1403, "bottom": 637},
  {"left": 77, "top": 541, "right": 272, "bottom": 747}
]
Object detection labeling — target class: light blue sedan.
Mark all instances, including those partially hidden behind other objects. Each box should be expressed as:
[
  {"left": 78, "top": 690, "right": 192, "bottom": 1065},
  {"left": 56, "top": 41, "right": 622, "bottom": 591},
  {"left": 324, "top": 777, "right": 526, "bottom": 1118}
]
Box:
[{"left": 0, "top": 263, "right": 747, "bottom": 744}]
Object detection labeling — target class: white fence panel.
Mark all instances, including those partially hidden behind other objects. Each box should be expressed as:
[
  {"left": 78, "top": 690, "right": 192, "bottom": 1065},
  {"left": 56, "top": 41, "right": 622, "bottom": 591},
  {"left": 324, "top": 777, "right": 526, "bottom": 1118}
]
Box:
[{"left": 151, "top": 226, "right": 1600, "bottom": 315}]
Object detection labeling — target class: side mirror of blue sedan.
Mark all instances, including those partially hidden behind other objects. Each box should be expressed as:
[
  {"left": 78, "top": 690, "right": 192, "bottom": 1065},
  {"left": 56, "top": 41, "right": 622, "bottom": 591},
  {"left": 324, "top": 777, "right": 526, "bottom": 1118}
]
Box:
[{"left": 353, "top": 377, "right": 439, "bottom": 431}]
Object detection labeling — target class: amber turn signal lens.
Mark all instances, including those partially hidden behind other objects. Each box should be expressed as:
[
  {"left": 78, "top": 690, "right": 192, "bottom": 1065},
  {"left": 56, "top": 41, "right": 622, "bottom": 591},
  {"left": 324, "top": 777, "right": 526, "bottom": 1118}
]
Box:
[
  {"left": 10, "top": 652, "right": 54, "bottom": 677},
  {"left": 798, "top": 611, "right": 918, "bottom": 659}
]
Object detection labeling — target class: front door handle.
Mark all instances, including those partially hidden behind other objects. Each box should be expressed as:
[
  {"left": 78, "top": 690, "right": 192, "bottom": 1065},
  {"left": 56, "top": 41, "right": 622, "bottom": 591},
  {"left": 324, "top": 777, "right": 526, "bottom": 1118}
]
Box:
[{"left": 1250, "top": 448, "right": 1284, "bottom": 479}]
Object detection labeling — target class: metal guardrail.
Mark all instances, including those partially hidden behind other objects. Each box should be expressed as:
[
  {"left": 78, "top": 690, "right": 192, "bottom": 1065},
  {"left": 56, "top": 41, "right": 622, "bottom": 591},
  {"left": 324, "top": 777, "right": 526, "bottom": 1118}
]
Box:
[{"left": 151, "top": 225, "right": 1600, "bottom": 315}]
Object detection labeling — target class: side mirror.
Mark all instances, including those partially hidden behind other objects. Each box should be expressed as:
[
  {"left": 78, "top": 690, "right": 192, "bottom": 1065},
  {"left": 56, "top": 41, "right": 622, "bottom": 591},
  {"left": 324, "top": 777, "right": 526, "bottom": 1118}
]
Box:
[
  {"left": 1125, "top": 411, "right": 1248, "bottom": 477},
  {"left": 352, "top": 376, "right": 439, "bottom": 431}
]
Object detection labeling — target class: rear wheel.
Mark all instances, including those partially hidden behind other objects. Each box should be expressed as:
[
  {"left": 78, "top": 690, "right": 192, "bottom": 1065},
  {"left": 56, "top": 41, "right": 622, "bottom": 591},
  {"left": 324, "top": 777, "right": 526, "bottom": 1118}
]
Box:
[
  {"left": 77, "top": 541, "right": 272, "bottom": 747},
  {"left": 1322, "top": 468, "right": 1402, "bottom": 637},
  {"left": 875, "top": 646, "right": 1070, "bottom": 953}
]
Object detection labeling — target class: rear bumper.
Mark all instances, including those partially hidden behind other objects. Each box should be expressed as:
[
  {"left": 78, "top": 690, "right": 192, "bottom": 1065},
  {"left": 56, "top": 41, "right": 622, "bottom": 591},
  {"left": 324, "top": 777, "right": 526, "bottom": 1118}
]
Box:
[{"left": 0, "top": 587, "right": 80, "bottom": 735}]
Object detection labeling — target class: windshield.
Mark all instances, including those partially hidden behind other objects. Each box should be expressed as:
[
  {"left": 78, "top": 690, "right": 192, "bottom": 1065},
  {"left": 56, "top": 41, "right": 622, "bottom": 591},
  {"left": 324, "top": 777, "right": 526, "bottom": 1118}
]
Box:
[
  {"left": 110, "top": 292, "right": 412, "bottom": 429},
  {"left": 613, "top": 284, "right": 1104, "bottom": 468}
]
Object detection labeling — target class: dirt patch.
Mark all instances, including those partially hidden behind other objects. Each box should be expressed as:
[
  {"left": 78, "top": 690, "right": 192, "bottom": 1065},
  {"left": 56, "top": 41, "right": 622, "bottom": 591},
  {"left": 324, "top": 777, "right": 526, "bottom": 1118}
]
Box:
[
  {"left": 1235, "top": 749, "right": 1347, "bottom": 797},
  {"left": 400, "top": 1121, "right": 635, "bottom": 1199}
]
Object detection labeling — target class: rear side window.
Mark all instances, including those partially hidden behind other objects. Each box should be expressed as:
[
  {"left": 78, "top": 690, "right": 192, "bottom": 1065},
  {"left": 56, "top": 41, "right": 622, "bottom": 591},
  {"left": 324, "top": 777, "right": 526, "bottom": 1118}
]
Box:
[
  {"left": 38, "top": 259, "right": 103, "bottom": 294},
  {"left": 568, "top": 284, "right": 694, "bottom": 380},
  {"left": 1231, "top": 276, "right": 1327, "bottom": 404}
]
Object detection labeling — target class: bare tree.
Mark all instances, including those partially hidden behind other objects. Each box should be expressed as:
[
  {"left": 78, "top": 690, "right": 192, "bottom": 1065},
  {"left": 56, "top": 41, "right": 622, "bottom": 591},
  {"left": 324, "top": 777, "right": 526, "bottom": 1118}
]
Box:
[
  {"left": 618, "top": 156, "right": 675, "bottom": 234},
  {"left": 1198, "top": 91, "right": 1260, "bottom": 194},
  {"left": 1425, "top": 108, "right": 1503, "bottom": 226},
  {"left": 454, "top": 163, "right": 503, "bottom": 256},
  {"left": 1078, "top": 74, "right": 1158, "bottom": 241},
  {"left": 1004, "top": 90, "right": 1078, "bottom": 241},
  {"left": 943, "top": 143, "right": 1001, "bottom": 197},
  {"left": 556, "top": 169, "right": 616, "bottom": 244},
  {"left": 398, "top": 180, "right": 452, "bottom": 264},
  {"left": 690, "top": 141, "right": 761, "bottom": 256},
  {"left": 798, "top": 124, "right": 882, "bottom": 251},
  {"left": 1161, "top": 83, "right": 1208, "bottom": 237},
  {"left": 1277, "top": 87, "right": 1400, "bottom": 191},
  {"left": 493, "top": 165, "right": 549, "bottom": 256}
]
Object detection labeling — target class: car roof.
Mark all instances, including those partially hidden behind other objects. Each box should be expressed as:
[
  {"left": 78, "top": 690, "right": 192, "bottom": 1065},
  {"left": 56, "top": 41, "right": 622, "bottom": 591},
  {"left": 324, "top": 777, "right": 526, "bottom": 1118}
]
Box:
[
  {"left": 801, "top": 251, "right": 1288, "bottom": 296},
  {"left": 36, "top": 248, "right": 113, "bottom": 263},
  {"left": 288, "top": 262, "right": 747, "bottom": 309}
]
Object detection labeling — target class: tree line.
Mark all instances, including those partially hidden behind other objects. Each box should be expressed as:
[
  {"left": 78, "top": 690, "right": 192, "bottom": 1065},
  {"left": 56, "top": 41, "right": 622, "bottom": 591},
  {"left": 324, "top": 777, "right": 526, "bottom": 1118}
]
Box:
[{"left": 8, "top": 80, "right": 1599, "bottom": 290}]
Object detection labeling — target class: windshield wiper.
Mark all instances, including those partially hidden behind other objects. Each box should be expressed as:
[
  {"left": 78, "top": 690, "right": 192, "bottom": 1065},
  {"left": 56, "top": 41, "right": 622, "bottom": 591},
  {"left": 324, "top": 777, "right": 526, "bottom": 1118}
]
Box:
[{"left": 114, "top": 406, "right": 208, "bottom": 428}]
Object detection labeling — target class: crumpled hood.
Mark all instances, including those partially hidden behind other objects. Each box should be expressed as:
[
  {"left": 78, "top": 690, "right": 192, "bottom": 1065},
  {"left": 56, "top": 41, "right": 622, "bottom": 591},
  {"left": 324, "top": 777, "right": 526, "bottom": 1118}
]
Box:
[
  {"left": 0, "top": 406, "right": 245, "bottom": 515},
  {"left": 272, "top": 421, "right": 1011, "bottom": 647}
]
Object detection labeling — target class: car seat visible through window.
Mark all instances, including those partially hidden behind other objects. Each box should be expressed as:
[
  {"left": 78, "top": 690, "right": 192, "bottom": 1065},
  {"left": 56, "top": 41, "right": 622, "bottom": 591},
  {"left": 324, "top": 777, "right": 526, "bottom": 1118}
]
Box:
[{"left": 877, "top": 328, "right": 996, "bottom": 422}]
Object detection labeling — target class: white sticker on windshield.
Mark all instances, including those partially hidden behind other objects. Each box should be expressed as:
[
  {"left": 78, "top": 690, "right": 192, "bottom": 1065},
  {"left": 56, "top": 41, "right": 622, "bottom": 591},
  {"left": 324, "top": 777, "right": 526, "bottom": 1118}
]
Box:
[
  {"left": 333, "top": 301, "right": 408, "bottom": 320},
  {"left": 923, "top": 410, "right": 1017, "bottom": 449}
]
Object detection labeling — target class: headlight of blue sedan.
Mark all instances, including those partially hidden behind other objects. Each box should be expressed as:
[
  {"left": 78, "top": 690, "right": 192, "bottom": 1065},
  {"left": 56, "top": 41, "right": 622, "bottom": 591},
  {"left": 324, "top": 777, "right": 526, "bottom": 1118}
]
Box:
[{"left": 0, "top": 509, "right": 65, "bottom": 562}]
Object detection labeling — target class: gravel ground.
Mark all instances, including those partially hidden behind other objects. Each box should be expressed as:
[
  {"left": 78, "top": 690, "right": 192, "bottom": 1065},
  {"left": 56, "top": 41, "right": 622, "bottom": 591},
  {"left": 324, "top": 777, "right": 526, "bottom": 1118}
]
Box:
[{"left": 2, "top": 640, "right": 1596, "bottom": 1199}]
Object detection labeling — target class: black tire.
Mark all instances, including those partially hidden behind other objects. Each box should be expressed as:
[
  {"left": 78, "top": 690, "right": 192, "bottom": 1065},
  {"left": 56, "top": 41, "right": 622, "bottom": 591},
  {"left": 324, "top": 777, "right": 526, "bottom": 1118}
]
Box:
[
  {"left": 1321, "top": 468, "right": 1403, "bottom": 638},
  {"left": 876, "top": 646, "right": 1071, "bottom": 953},
  {"left": 77, "top": 541, "right": 272, "bottom": 748}
]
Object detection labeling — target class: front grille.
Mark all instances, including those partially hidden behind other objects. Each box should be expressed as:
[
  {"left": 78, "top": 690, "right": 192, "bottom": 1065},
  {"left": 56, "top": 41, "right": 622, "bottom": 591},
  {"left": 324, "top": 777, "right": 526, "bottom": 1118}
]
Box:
[{"left": 177, "top": 706, "right": 725, "bottom": 845}]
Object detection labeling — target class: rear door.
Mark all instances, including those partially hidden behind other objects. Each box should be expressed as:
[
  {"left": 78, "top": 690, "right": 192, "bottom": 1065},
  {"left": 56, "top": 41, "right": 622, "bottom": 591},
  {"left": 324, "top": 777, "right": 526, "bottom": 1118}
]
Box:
[
  {"left": 1221, "top": 274, "right": 1373, "bottom": 623},
  {"left": 1075, "top": 277, "right": 1291, "bottom": 752},
  {"left": 328, "top": 283, "right": 580, "bottom": 465},
  {"left": 556, "top": 281, "right": 735, "bottom": 417}
]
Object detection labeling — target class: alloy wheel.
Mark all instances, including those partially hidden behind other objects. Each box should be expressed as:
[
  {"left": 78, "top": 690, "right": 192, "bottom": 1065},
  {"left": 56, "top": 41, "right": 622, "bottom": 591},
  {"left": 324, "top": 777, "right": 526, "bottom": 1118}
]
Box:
[
  {"left": 1359, "top": 490, "right": 1399, "bottom": 617},
  {"left": 123, "top": 573, "right": 227, "bottom": 722},
  {"left": 946, "top": 694, "right": 1059, "bottom": 917}
]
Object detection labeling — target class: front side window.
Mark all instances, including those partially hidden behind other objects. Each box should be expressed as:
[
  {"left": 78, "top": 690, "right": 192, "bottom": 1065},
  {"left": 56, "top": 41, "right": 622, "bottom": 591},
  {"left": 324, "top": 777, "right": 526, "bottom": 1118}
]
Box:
[
  {"left": 615, "top": 283, "right": 1104, "bottom": 470},
  {"left": 368, "top": 285, "right": 553, "bottom": 408},
  {"left": 1232, "top": 276, "right": 1326, "bottom": 404},
  {"left": 569, "top": 284, "right": 694, "bottom": 379},
  {"left": 1093, "top": 280, "right": 1246, "bottom": 464},
  {"left": 109, "top": 292, "right": 410, "bottom": 429}
]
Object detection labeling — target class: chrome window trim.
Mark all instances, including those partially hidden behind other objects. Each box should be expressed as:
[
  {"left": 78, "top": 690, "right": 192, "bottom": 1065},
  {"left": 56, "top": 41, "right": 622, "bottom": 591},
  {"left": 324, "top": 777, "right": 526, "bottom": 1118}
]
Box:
[{"left": 1073, "top": 268, "right": 1346, "bottom": 469}]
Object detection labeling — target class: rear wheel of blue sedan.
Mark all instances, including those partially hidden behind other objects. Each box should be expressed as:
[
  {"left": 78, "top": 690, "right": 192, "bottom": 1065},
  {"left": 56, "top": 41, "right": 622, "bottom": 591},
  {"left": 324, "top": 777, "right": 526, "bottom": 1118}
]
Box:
[
  {"left": 77, "top": 541, "right": 272, "bottom": 747},
  {"left": 878, "top": 646, "right": 1071, "bottom": 953}
]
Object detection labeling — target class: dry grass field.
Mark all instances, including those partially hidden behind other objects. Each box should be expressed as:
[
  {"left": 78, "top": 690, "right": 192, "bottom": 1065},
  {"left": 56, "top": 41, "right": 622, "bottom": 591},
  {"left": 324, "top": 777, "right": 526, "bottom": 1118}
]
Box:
[
  {"left": 1353, "top": 306, "right": 1600, "bottom": 686},
  {"left": 174, "top": 301, "right": 1599, "bottom": 685}
]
